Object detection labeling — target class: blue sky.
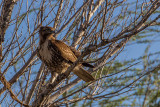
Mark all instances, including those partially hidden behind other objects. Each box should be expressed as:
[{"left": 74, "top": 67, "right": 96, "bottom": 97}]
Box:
[{"left": 0, "top": 0, "right": 160, "bottom": 106}]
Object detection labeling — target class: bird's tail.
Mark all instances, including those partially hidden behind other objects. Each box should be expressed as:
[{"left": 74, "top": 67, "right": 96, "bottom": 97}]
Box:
[{"left": 73, "top": 67, "right": 95, "bottom": 82}]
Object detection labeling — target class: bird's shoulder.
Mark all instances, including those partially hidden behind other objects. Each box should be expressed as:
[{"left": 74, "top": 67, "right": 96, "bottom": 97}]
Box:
[{"left": 48, "top": 39, "right": 77, "bottom": 62}]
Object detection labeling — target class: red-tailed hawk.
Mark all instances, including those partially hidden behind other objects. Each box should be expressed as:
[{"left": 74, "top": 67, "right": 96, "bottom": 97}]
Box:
[{"left": 37, "top": 26, "right": 95, "bottom": 82}]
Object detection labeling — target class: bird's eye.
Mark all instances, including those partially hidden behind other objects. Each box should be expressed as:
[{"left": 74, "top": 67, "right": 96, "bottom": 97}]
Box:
[{"left": 42, "top": 29, "right": 49, "bottom": 32}]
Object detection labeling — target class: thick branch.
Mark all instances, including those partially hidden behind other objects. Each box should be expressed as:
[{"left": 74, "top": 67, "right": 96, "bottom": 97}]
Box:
[
  {"left": 53, "top": 0, "right": 63, "bottom": 29},
  {"left": 0, "top": 0, "right": 19, "bottom": 41},
  {"left": 0, "top": 72, "right": 29, "bottom": 107}
]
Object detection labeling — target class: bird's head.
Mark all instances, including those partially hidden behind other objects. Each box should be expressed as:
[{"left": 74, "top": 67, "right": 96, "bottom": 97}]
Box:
[
  {"left": 39, "top": 26, "right": 55, "bottom": 36},
  {"left": 39, "top": 26, "right": 55, "bottom": 43}
]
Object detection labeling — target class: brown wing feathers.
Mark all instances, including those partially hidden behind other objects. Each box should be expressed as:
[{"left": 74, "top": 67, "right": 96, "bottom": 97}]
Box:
[
  {"left": 52, "top": 40, "right": 95, "bottom": 68},
  {"left": 52, "top": 40, "right": 77, "bottom": 62}
]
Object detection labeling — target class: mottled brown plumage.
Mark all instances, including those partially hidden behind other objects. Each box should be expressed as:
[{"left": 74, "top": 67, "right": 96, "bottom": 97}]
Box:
[{"left": 37, "top": 26, "right": 95, "bottom": 82}]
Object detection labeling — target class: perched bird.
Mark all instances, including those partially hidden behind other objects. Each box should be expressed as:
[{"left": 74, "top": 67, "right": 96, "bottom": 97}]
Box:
[{"left": 37, "top": 26, "right": 95, "bottom": 82}]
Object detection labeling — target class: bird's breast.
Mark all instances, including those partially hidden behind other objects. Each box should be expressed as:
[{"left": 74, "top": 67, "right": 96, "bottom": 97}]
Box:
[
  {"left": 38, "top": 40, "right": 53, "bottom": 64},
  {"left": 38, "top": 40, "right": 67, "bottom": 72}
]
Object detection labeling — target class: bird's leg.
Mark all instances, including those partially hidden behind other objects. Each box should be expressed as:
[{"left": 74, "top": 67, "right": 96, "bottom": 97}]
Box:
[{"left": 50, "top": 72, "right": 58, "bottom": 84}]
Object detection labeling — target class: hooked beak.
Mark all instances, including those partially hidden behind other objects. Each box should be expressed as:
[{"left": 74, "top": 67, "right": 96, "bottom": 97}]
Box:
[{"left": 49, "top": 30, "right": 55, "bottom": 34}]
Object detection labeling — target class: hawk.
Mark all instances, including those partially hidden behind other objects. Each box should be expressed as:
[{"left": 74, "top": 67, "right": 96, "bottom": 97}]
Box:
[{"left": 37, "top": 26, "right": 95, "bottom": 82}]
